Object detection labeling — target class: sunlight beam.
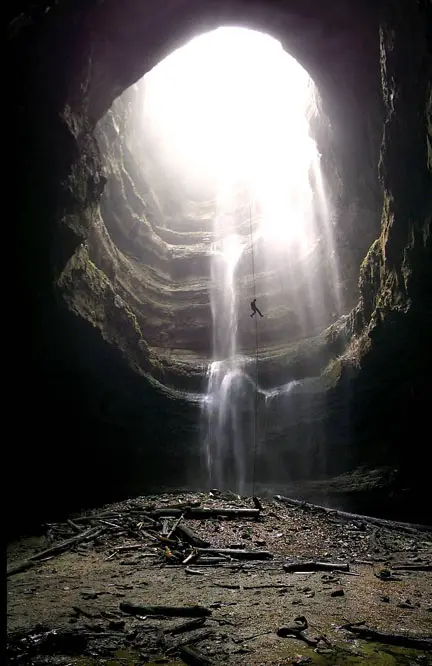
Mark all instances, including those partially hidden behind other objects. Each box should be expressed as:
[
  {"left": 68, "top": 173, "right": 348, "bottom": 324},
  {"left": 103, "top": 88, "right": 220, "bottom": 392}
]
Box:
[{"left": 141, "top": 26, "right": 319, "bottom": 248}]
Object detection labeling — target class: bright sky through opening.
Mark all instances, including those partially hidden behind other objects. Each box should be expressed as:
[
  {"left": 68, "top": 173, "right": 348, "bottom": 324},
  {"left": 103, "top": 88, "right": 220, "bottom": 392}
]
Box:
[{"left": 143, "top": 27, "right": 319, "bottom": 245}]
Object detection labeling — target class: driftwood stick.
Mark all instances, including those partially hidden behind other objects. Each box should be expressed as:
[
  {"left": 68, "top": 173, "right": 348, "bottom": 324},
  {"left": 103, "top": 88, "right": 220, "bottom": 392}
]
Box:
[
  {"left": 119, "top": 602, "right": 212, "bottom": 618},
  {"left": 283, "top": 561, "right": 349, "bottom": 573},
  {"left": 167, "top": 514, "right": 184, "bottom": 540},
  {"left": 96, "top": 519, "right": 122, "bottom": 530},
  {"left": 83, "top": 528, "right": 104, "bottom": 541},
  {"left": 190, "top": 557, "right": 232, "bottom": 565},
  {"left": 7, "top": 527, "right": 101, "bottom": 577},
  {"left": 183, "top": 552, "right": 200, "bottom": 566},
  {"left": 344, "top": 624, "right": 432, "bottom": 650},
  {"left": 105, "top": 552, "right": 118, "bottom": 561}
]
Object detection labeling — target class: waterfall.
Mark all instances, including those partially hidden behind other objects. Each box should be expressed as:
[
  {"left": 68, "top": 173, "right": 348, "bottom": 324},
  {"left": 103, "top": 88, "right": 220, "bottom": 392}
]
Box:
[
  {"left": 201, "top": 124, "right": 341, "bottom": 492},
  {"left": 137, "top": 26, "right": 344, "bottom": 491},
  {"left": 203, "top": 203, "right": 256, "bottom": 494}
]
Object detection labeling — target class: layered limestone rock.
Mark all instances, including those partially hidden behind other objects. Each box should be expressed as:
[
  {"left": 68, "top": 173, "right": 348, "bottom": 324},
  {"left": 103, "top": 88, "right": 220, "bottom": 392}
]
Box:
[{"left": 90, "top": 81, "right": 380, "bottom": 377}]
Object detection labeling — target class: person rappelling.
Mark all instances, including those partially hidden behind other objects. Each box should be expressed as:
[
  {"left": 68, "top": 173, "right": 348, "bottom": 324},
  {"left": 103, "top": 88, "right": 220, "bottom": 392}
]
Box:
[{"left": 250, "top": 298, "right": 264, "bottom": 318}]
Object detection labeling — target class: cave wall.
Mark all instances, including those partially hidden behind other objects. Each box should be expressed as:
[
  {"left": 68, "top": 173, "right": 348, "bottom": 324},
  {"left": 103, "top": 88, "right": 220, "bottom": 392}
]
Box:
[
  {"left": 9, "top": 0, "right": 431, "bottom": 529},
  {"left": 91, "top": 83, "right": 380, "bottom": 359},
  {"left": 90, "top": 95, "right": 214, "bottom": 353},
  {"left": 341, "top": 0, "right": 432, "bottom": 517}
]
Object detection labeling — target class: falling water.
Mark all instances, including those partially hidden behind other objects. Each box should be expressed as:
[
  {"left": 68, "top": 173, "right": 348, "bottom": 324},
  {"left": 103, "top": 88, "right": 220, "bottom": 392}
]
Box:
[
  {"left": 203, "top": 206, "right": 256, "bottom": 494},
  {"left": 202, "top": 120, "right": 342, "bottom": 492},
  {"left": 135, "top": 27, "right": 344, "bottom": 492}
]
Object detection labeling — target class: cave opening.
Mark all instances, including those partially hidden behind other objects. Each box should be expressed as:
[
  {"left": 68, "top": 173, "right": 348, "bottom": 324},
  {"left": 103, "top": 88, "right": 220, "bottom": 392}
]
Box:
[{"left": 92, "top": 26, "right": 364, "bottom": 495}]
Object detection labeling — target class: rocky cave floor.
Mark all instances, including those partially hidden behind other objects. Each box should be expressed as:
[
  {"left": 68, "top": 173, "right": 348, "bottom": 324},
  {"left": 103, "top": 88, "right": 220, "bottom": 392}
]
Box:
[{"left": 7, "top": 492, "right": 432, "bottom": 666}]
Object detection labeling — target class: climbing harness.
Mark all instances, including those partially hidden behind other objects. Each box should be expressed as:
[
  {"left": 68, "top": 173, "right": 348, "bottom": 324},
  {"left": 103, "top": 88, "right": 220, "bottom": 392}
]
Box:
[{"left": 248, "top": 201, "right": 260, "bottom": 498}]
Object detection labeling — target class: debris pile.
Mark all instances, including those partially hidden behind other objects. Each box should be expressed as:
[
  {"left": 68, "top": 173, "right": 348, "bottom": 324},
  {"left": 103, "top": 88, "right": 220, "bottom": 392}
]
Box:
[{"left": 7, "top": 491, "right": 432, "bottom": 665}]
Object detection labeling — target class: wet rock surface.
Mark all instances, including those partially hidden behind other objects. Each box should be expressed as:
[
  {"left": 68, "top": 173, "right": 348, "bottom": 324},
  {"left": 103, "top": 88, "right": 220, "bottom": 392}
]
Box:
[{"left": 7, "top": 492, "right": 432, "bottom": 665}]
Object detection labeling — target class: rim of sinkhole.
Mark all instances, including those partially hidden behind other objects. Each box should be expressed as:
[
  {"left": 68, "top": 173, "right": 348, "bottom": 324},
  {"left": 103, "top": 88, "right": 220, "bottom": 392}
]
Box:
[{"left": 136, "top": 26, "right": 322, "bottom": 251}]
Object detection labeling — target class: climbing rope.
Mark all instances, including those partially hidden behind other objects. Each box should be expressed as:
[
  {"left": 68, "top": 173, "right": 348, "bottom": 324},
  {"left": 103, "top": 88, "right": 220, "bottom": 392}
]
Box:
[{"left": 248, "top": 201, "right": 260, "bottom": 498}]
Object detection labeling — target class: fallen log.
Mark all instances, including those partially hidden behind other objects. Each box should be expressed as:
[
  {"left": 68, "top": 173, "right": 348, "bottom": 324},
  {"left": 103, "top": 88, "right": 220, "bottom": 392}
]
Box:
[
  {"left": 391, "top": 563, "right": 432, "bottom": 572},
  {"left": 150, "top": 508, "right": 184, "bottom": 517},
  {"left": 119, "top": 602, "right": 212, "bottom": 618},
  {"left": 283, "top": 561, "right": 349, "bottom": 573},
  {"left": 7, "top": 527, "right": 102, "bottom": 577},
  {"left": 72, "top": 510, "right": 120, "bottom": 522},
  {"left": 344, "top": 624, "right": 432, "bottom": 650},
  {"left": 191, "top": 557, "right": 231, "bottom": 565},
  {"left": 179, "top": 645, "right": 214, "bottom": 666},
  {"left": 274, "top": 496, "right": 432, "bottom": 533},
  {"left": 151, "top": 507, "right": 260, "bottom": 519},
  {"left": 197, "top": 548, "right": 272, "bottom": 560},
  {"left": 175, "top": 523, "right": 211, "bottom": 548},
  {"left": 163, "top": 500, "right": 202, "bottom": 510},
  {"left": 187, "top": 508, "right": 260, "bottom": 519}
]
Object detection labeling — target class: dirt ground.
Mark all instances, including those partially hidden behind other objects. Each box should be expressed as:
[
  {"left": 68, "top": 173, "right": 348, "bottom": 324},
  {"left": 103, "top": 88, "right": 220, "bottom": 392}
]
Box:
[{"left": 7, "top": 492, "right": 432, "bottom": 665}]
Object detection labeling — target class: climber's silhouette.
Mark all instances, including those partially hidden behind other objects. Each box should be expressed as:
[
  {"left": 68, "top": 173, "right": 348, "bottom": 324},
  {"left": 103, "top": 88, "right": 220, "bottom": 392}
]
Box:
[{"left": 250, "top": 298, "right": 264, "bottom": 318}]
